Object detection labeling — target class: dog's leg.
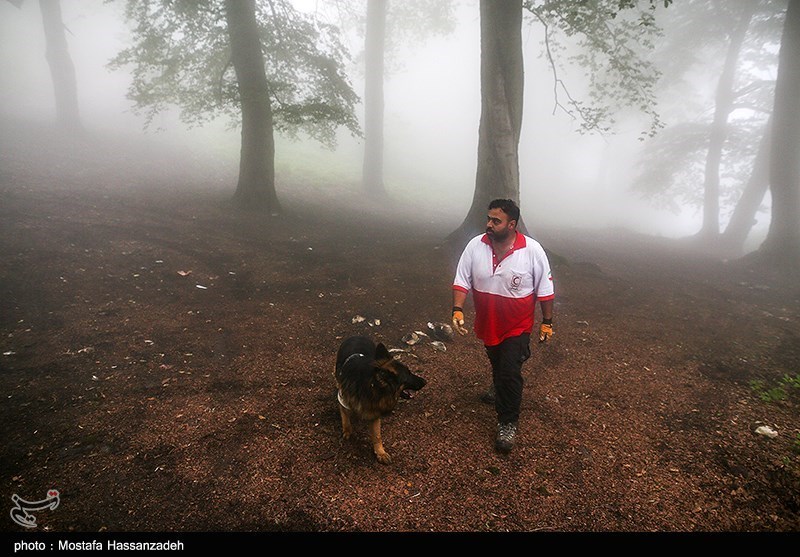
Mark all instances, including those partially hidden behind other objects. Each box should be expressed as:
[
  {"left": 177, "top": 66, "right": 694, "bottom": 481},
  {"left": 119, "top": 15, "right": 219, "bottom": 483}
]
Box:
[
  {"left": 369, "top": 419, "right": 391, "bottom": 464},
  {"left": 339, "top": 404, "right": 353, "bottom": 440}
]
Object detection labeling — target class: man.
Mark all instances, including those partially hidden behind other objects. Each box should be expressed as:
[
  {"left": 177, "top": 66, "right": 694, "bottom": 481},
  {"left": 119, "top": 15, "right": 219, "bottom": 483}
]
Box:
[{"left": 451, "top": 199, "right": 554, "bottom": 453}]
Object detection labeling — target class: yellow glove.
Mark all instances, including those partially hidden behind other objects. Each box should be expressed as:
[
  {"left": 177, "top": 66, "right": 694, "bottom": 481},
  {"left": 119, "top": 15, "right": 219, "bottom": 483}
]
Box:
[
  {"left": 538, "top": 322, "right": 553, "bottom": 343},
  {"left": 452, "top": 307, "right": 468, "bottom": 335}
]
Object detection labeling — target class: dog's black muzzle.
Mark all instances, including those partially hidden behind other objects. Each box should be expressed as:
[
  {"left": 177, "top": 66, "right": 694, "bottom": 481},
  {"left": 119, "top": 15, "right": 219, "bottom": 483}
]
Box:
[{"left": 401, "top": 370, "right": 427, "bottom": 391}]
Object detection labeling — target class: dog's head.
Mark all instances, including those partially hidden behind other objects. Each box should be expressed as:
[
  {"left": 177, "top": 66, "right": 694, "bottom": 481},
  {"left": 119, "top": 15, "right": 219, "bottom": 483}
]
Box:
[{"left": 374, "top": 342, "right": 427, "bottom": 392}]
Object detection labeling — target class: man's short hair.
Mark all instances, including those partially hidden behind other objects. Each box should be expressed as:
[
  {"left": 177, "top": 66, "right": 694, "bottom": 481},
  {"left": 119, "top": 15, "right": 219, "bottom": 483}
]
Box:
[{"left": 488, "top": 199, "right": 520, "bottom": 224}]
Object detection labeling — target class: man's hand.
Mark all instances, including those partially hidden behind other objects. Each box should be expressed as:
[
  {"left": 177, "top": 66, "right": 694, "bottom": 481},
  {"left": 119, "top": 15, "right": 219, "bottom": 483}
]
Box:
[
  {"left": 538, "top": 321, "right": 553, "bottom": 343},
  {"left": 452, "top": 307, "right": 468, "bottom": 336}
]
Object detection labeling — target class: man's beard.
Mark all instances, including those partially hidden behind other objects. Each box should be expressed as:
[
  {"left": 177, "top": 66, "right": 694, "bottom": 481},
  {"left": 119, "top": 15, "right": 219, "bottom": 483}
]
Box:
[{"left": 487, "top": 228, "right": 511, "bottom": 242}]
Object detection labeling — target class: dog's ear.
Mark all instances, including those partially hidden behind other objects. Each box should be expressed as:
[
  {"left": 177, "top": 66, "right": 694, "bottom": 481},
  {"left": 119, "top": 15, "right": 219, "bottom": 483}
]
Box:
[{"left": 374, "top": 342, "right": 391, "bottom": 361}]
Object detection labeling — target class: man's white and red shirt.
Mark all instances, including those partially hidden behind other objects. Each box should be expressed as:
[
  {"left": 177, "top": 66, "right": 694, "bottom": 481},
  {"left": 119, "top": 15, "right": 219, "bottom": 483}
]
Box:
[{"left": 453, "top": 232, "right": 554, "bottom": 347}]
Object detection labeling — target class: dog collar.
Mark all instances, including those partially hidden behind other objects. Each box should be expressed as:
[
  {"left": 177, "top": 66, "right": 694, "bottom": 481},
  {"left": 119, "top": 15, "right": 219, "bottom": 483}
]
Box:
[
  {"left": 342, "top": 352, "right": 366, "bottom": 368},
  {"left": 337, "top": 389, "right": 350, "bottom": 410},
  {"left": 337, "top": 353, "right": 365, "bottom": 411}
]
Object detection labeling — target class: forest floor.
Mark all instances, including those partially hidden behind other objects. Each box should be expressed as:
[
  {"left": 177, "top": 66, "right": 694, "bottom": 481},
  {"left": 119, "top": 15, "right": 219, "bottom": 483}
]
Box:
[{"left": 1, "top": 121, "right": 800, "bottom": 535}]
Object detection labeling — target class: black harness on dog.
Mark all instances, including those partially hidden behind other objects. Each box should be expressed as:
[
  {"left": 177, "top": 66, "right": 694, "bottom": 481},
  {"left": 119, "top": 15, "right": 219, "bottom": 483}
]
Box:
[{"left": 337, "top": 353, "right": 366, "bottom": 410}]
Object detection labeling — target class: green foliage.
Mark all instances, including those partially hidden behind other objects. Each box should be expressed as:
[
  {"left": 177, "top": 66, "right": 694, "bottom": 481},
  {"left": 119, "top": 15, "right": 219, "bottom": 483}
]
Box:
[
  {"left": 749, "top": 374, "right": 800, "bottom": 404},
  {"left": 782, "top": 373, "right": 800, "bottom": 390},
  {"left": 523, "top": 0, "right": 672, "bottom": 138},
  {"left": 108, "top": 0, "right": 361, "bottom": 147}
]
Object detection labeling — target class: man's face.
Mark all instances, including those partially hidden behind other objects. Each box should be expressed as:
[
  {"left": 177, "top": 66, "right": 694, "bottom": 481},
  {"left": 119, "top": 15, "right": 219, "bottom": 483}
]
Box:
[{"left": 486, "top": 208, "right": 516, "bottom": 242}]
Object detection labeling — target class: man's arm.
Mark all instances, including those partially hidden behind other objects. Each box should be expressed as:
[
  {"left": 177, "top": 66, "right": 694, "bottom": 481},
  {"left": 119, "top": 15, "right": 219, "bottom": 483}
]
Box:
[
  {"left": 452, "top": 288, "right": 468, "bottom": 335},
  {"left": 452, "top": 240, "right": 473, "bottom": 336},
  {"left": 540, "top": 298, "right": 553, "bottom": 322},
  {"left": 453, "top": 289, "right": 467, "bottom": 312},
  {"left": 538, "top": 298, "right": 554, "bottom": 342}
]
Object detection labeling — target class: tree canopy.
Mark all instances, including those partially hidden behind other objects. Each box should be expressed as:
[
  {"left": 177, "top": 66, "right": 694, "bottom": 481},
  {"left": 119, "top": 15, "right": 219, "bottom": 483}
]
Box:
[
  {"left": 523, "top": 0, "right": 673, "bottom": 138},
  {"left": 631, "top": 0, "right": 783, "bottom": 223},
  {"left": 109, "top": 0, "right": 361, "bottom": 147}
]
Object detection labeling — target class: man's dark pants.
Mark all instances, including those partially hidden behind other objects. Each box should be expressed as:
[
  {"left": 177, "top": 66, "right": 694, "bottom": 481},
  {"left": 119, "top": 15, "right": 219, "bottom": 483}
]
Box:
[{"left": 485, "top": 333, "right": 531, "bottom": 425}]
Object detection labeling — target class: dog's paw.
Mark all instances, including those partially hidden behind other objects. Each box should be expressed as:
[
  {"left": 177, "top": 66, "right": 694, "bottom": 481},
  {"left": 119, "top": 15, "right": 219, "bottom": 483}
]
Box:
[
  {"left": 376, "top": 451, "right": 392, "bottom": 465},
  {"left": 342, "top": 430, "right": 352, "bottom": 440}
]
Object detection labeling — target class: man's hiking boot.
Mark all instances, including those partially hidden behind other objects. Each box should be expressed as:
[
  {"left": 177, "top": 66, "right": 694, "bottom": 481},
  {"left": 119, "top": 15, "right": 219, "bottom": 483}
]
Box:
[{"left": 495, "top": 422, "right": 517, "bottom": 454}]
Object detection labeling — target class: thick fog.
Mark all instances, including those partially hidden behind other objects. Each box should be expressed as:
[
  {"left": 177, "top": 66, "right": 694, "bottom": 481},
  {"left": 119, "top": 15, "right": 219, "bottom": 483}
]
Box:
[{"left": 0, "top": 0, "right": 776, "bottom": 246}]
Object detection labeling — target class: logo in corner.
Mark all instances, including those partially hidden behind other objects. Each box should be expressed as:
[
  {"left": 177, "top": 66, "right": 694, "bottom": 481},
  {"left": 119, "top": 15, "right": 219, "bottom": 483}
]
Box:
[
  {"left": 510, "top": 274, "right": 522, "bottom": 291},
  {"left": 10, "top": 490, "right": 59, "bottom": 528}
]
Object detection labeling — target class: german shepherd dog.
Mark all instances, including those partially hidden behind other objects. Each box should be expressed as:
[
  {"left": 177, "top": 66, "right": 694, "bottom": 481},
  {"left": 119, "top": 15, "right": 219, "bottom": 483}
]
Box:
[{"left": 334, "top": 335, "right": 426, "bottom": 464}]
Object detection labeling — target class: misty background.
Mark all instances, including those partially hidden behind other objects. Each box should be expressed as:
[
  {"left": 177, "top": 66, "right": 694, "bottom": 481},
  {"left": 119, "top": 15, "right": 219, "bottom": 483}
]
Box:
[{"left": 0, "top": 0, "right": 777, "bottom": 248}]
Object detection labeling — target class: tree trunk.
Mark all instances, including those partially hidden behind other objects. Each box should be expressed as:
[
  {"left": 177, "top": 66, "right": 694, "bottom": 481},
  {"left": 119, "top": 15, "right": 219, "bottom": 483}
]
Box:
[
  {"left": 698, "top": 1, "right": 755, "bottom": 241},
  {"left": 720, "top": 115, "right": 772, "bottom": 255},
  {"left": 448, "top": 0, "right": 524, "bottom": 247},
  {"left": 224, "top": 0, "right": 280, "bottom": 215},
  {"left": 39, "top": 0, "right": 81, "bottom": 132},
  {"left": 362, "top": 0, "right": 387, "bottom": 197},
  {"left": 760, "top": 0, "right": 800, "bottom": 256}
]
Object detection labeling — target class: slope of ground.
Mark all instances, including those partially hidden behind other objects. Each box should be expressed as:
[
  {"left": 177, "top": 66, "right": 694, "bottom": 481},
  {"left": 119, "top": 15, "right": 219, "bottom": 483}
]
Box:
[{"left": 1, "top": 122, "right": 799, "bottom": 533}]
